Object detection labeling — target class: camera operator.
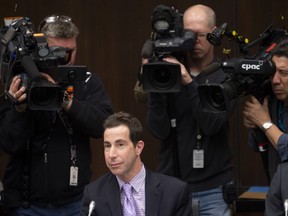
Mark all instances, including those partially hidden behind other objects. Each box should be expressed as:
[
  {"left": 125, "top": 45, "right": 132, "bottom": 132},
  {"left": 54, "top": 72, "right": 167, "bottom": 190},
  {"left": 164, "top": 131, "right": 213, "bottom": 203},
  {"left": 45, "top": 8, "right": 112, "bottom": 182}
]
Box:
[
  {"left": 0, "top": 15, "right": 113, "bottom": 215},
  {"left": 243, "top": 39, "right": 288, "bottom": 181},
  {"left": 146, "top": 4, "right": 235, "bottom": 216}
]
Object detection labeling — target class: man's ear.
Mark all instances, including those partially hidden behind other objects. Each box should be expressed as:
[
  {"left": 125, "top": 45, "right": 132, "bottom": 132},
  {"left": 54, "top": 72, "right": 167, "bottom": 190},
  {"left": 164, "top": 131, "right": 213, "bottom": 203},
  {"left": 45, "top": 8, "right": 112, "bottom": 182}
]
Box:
[{"left": 136, "top": 140, "right": 144, "bottom": 155}]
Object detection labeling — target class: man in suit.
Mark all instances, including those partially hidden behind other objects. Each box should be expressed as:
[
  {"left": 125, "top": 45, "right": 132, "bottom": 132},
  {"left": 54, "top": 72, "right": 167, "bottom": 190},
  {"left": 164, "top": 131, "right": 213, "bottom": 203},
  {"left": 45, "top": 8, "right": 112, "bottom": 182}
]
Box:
[
  {"left": 80, "top": 111, "right": 192, "bottom": 216},
  {"left": 265, "top": 162, "right": 288, "bottom": 216}
]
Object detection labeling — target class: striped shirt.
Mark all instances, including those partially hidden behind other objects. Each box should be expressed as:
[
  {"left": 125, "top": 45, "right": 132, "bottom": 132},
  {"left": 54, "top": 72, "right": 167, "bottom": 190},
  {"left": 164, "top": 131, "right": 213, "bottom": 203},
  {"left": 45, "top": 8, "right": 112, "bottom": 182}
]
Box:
[{"left": 117, "top": 164, "right": 146, "bottom": 216}]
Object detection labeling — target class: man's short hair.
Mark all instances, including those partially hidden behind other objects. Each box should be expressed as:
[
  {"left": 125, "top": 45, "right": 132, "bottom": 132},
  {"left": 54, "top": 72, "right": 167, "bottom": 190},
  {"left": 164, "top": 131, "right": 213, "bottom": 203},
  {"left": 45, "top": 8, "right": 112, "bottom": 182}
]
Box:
[
  {"left": 271, "top": 39, "right": 288, "bottom": 57},
  {"left": 38, "top": 15, "right": 79, "bottom": 39},
  {"left": 103, "top": 112, "right": 143, "bottom": 145}
]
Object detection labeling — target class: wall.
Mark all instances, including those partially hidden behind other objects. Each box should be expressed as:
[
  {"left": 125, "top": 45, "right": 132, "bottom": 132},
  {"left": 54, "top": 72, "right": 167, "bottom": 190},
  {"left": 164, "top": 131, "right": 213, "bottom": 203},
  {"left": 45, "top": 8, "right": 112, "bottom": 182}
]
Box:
[{"left": 1, "top": 0, "right": 287, "bottom": 194}]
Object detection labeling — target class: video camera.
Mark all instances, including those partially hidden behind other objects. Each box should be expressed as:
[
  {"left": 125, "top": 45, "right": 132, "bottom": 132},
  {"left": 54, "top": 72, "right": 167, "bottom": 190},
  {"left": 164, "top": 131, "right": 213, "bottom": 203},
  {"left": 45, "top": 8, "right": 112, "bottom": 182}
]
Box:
[
  {"left": 141, "top": 5, "right": 197, "bottom": 93},
  {"left": 198, "top": 25, "right": 288, "bottom": 113},
  {"left": 198, "top": 58, "right": 275, "bottom": 112},
  {"left": 0, "top": 17, "right": 86, "bottom": 110}
]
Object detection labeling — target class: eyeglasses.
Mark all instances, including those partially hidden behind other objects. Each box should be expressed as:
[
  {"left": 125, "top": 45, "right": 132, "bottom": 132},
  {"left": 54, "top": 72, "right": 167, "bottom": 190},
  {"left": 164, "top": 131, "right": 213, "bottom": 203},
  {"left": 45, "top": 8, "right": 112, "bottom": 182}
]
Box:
[
  {"left": 197, "top": 33, "right": 208, "bottom": 38},
  {"left": 38, "top": 15, "right": 72, "bottom": 32},
  {"left": 44, "top": 15, "right": 72, "bottom": 24}
]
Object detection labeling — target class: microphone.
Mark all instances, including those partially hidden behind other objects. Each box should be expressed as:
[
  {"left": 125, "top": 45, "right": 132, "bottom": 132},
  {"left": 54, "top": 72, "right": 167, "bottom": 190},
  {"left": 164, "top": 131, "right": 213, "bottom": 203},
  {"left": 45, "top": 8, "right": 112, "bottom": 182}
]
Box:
[
  {"left": 201, "top": 62, "right": 221, "bottom": 76},
  {"left": 88, "top": 200, "right": 95, "bottom": 216},
  {"left": 141, "top": 39, "right": 154, "bottom": 58},
  {"left": 285, "top": 199, "right": 288, "bottom": 216},
  {"left": 21, "top": 55, "right": 41, "bottom": 82},
  {"left": 207, "top": 23, "right": 228, "bottom": 46}
]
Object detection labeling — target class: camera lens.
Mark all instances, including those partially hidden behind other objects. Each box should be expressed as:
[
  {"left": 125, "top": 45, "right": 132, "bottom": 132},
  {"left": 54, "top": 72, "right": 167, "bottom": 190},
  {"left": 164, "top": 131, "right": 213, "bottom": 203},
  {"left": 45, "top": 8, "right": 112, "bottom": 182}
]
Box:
[
  {"left": 142, "top": 61, "right": 181, "bottom": 93},
  {"left": 28, "top": 81, "right": 62, "bottom": 110},
  {"left": 150, "top": 66, "right": 176, "bottom": 89}
]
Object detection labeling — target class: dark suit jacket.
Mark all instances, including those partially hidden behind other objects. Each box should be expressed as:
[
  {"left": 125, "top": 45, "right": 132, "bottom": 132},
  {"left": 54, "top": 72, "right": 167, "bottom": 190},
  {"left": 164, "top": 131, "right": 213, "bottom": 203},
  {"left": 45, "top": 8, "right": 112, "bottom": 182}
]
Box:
[
  {"left": 265, "top": 162, "right": 288, "bottom": 216},
  {"left": 80, "top": 169, "right": 192, "bottom": 216}
]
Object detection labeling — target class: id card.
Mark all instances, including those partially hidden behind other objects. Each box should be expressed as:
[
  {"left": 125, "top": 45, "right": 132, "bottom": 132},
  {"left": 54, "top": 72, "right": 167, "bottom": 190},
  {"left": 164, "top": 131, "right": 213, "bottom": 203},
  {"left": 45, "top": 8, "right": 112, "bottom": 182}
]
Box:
[
  {"left": 193, "top": 149, "right": 204, "bottom": 168},
  {"left": 70, "top": 166, "right": 78, "bottom": 186}
]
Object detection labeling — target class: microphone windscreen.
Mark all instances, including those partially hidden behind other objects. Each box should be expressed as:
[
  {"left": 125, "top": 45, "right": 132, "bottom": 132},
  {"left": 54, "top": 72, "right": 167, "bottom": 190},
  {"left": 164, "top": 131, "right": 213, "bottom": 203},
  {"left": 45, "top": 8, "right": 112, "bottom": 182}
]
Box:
[
  {"left": 88, "top": 200, "right": 96, "bottom": 216},
  {"left": 21, "top": 55, "right": 41, "bottom": 82},
  {"left": 141, "top": 40, "right": 154, "bottom": 58},
  {"left": 201, "top": 62, "right": 221, "bottom": 76}
]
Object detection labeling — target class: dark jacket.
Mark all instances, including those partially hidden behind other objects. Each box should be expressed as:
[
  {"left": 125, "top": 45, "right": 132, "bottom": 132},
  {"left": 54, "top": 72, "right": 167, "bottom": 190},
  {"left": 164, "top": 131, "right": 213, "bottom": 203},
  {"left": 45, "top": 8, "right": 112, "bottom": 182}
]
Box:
[
  {"left": 80, "top": 169, "right": 192, "bottom": 216},
  {"left": 265, "top": 162, "right": 288, "bottom": 216},
  {"left": 0, "top": 73, "right": 113, "bottom": 207},
  {"left": 148, "top": 64, "right": 234, "bottom": 192}
]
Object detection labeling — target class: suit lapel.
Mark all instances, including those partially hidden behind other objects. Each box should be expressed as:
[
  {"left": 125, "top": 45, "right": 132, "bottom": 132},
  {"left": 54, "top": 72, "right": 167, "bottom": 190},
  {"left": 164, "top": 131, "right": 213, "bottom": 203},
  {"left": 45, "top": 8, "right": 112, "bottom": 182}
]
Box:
[
  {"left": 145, "top": 170, "right": 162, "bottom": 216},
  {"left": 106, "top": 174, "right": 123, "bottom": 216}
]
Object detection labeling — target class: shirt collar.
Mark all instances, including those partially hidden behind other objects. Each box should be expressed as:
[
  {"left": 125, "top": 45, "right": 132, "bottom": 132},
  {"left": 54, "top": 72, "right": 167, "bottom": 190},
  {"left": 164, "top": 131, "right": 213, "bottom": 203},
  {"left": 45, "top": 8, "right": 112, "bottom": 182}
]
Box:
[{"left": 116, "top": 164, "right": 146, "bottom": 193}]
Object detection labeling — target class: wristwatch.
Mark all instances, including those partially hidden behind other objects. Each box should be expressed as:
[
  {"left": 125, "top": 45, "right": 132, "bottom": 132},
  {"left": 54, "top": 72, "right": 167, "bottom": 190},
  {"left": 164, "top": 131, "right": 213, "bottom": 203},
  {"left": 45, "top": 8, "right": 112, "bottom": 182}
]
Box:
[{"left": 262, "top": 121, "right": 273, "bottom": 132}]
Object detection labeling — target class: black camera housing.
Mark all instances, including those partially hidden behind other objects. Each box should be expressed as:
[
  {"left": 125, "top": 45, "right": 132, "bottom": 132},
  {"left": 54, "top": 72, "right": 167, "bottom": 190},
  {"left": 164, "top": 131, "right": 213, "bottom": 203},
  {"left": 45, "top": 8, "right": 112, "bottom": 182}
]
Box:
[
  {"left": 198, "top": 58, "right": 275, "bottom": 112},
  {"left": 0, "top": 17, "right": 84, "bottom": 110},
  {"left": 27, "top": 65, "right": 87, "bottom": 110},
  {"left": 141, "top": 5, "right": 197, "bottom": 93},
  {"left": 198, "top": 25, "right": 288, "bottom": 113},
  {"left": 142, "top": 61, "right": 181, "bottom": 93},
  {"left": 57, "top": 65, "right": 87, "bottom": 83}
]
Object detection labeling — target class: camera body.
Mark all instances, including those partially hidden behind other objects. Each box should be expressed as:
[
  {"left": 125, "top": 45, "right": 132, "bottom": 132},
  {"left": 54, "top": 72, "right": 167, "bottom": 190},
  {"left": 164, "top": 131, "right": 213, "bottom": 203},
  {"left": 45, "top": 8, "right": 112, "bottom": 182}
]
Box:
[
  {"left": 198, "top": 26, "right": 288, "bottom": 113},
  {"left": 0, "top": 17, "right": 86, "bottom": 110},
  {"left": 198, "top": 58, "right": 275, "bottom": 112},
  {"left": 141, "top": 5, "right": 197, "bottom": 93},
  {"left": 26, "top": 65, "right": 87, "bottom": 110},
  {"left": 0, "top": 17, "right": 71, "bottom": 82}
]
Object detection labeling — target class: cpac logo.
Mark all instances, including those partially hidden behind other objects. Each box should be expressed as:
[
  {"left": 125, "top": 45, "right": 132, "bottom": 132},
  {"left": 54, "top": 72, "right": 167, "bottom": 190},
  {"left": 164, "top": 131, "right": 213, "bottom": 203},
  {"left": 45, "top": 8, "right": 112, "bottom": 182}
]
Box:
[{"left": 241, "top": 62, "right": 263, "bottom": 71}]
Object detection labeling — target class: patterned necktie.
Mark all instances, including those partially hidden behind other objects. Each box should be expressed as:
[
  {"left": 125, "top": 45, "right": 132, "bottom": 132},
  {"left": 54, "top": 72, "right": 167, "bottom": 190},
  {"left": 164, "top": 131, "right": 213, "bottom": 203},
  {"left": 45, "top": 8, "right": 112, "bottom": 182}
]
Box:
[{"left": 122, "top": 183, "right": 137, "bottom": 216}]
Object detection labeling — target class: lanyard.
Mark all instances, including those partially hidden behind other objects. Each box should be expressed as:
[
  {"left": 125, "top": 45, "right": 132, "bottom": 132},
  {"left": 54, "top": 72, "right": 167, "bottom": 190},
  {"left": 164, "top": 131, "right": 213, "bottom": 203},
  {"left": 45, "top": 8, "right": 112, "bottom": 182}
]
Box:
[
  {"left": 58, "top": 109, "right": 77, "bottom": 165},
  {"left": 196, "top": 125, "right": 203, "bottom": 149},
  {"left": 43, "top": 110, "right": 77, "bottom": 166}
]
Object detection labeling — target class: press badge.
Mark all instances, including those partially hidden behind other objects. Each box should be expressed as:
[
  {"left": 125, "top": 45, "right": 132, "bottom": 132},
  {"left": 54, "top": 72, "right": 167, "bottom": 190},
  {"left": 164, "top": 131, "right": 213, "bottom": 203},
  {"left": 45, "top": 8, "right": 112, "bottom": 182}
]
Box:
[
  {"left": 193, "top": 149, "right": 204, "bottom": 168},
  {"left": 70, "top": 166, "right": 78, "bottom": 186}
]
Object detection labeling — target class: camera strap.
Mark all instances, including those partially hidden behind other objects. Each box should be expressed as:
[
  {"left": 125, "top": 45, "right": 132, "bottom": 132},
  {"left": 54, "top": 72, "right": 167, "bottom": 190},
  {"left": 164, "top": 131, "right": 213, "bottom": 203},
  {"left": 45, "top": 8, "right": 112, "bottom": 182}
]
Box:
[
  {"left": 166, "top": 93, "right": 180, "bottom": 177},
  {"left": 0, "top": 26, "right": 18, "bottom": 81},
  {"left": 58, "top": 109, "right": 73, "bottom": 135}
]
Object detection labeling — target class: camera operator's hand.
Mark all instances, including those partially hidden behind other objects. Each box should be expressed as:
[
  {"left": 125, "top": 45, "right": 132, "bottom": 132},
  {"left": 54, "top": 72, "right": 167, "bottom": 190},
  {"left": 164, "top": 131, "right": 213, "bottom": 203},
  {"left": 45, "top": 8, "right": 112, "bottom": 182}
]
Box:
[
  {"left": 8, "top": 75, "right": 27, "bottom": 112},
  {"left": 142, "top": 58, "right": 149, "bottom": 65},
  {"left": 243, "top": 95, "right": 271, "bottom": 128},
  {"left": 134, "top": 58, "right": 149, "bottom": 104},
  {"left": 163, "top": 57, "right": 193, "bottom": 85},
  {"left": 39, "top": 72, "right": 56, "bottom": 84},
  {"left": 62, "top": 89, "right": 73, "bottom": 111},
  {"left": 243, "top": 95, "right": 285, "bottom": 148}
]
